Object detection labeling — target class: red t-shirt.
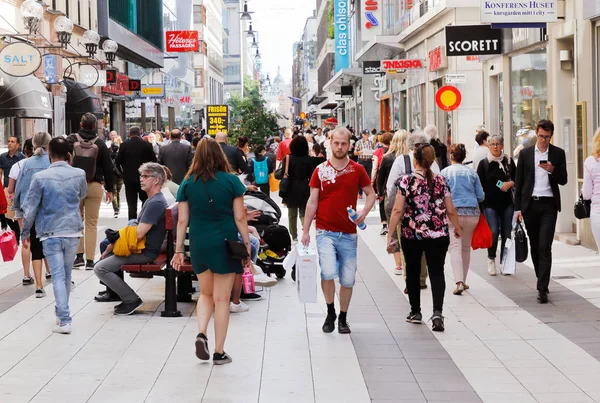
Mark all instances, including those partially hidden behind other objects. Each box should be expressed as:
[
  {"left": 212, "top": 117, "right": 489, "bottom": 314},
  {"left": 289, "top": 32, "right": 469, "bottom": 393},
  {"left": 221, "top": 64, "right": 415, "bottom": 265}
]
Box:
[
  {"left": 276, "top": 138, "right": 293, "bottom": 161},
  {"left": 309, "top": 159, "right": 371, "bottom": 234},
  {"left": 373, "top": 147, "right": 388, "bottom": 169}
]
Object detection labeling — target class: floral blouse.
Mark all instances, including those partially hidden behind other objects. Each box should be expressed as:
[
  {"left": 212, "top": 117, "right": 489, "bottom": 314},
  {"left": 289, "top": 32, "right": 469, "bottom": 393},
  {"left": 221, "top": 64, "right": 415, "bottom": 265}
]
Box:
[{"left": 398, "top": 174, "right": 451, "bottom": 240}]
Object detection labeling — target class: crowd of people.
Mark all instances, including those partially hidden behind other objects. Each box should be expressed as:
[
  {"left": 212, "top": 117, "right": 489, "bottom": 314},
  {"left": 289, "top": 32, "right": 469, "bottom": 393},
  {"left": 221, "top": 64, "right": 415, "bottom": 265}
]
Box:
[{"left": 0, "top": 114, "right": 577, "bottom": 364}]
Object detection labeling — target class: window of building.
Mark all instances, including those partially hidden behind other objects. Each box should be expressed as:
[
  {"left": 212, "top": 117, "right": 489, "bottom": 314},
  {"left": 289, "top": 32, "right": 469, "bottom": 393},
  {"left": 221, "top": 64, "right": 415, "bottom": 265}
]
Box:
[{"left": 195, "top": 68, "right": 205, "bottom": 87}]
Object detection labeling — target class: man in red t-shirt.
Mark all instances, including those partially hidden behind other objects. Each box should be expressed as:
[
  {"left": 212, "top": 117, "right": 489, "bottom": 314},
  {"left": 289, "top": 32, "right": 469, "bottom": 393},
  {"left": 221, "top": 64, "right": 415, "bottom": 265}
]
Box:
[
  {"left": 302, "top": 128, "right": 376, "bottom": 334},
  {"left": 276, "top": 128, "right": 293, "bottom": 166}
]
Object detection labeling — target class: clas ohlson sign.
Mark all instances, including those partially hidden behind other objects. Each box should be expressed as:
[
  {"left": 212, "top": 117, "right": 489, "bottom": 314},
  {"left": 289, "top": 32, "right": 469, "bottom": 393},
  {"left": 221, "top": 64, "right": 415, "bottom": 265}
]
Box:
[
  {"left": 481, "top": 0, "right": 557, "bottom": 23},
  {"left": 334, "top": 0, "right": 349, "bottom": 72}
]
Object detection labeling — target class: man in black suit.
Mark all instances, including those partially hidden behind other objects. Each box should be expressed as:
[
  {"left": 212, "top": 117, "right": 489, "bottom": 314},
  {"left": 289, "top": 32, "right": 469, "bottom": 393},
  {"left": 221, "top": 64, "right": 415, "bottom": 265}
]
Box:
[
  {"left": 116, "top": 126, "right": 156, "bottom": 220},
  {"left": 215, "top": 132, "right": 247, "bottom": 174},
  {"left": 514, "top": 119, "right": 568, "bottom": 303},
  {"left": 158, "top": 129, "right": 193, "bottom": 184}
]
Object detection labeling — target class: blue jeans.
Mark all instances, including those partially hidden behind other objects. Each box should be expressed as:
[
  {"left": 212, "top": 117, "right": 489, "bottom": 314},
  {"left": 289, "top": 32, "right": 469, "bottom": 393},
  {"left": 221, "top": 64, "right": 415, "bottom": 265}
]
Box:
[
  {"left": 42, "top": 237, "right": 80, "bottom": 325},
  {"left": 316, "top": 230, "right": 358, "bottom": 287},
  {"left": 239, "top": 233, "right": 260, "bottom": 263},
  {"left": 484, "top": 206, "right": 514, "bottom": 261}
]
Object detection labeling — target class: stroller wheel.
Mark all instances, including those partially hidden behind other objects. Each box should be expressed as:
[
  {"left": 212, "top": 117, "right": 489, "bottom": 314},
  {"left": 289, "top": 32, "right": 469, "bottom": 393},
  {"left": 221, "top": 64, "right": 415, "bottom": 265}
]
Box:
[
  {"left": 276, "top": 269, "right": 286, "bottom": 279},
  {"left": 291, "top": 266, "right": 296, "bottom": 282}
]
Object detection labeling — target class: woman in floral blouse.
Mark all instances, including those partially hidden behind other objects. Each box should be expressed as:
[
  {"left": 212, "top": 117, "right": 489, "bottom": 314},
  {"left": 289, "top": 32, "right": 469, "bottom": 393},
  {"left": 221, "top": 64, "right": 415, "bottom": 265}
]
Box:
[{"left": 387, "top": 144, "right": 461, "bottom": 332}]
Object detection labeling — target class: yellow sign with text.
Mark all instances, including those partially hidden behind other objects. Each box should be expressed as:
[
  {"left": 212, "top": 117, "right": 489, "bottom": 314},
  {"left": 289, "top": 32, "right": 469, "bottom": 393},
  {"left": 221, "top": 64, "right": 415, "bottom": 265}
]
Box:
[{"left": 207, "top": 105, "right": 229, "bottom": 135}]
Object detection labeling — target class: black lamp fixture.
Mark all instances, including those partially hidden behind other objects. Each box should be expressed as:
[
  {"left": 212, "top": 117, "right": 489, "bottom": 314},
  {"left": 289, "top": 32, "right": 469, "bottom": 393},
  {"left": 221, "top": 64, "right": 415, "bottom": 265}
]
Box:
[
  {"left": 102, "top": 39, "right": 118, "bottom": 65},
  {"left": 246, "top": 23, "right": 255, "bottom": 39},
  {"left": 82, "top": 30, "right": 100, "bottom": 58},
  {"left": 54, "top": 16, "right": 73, "bottom": 49},
  {"left": 240, "top": 1, "right": 253, "bottom": 21}
]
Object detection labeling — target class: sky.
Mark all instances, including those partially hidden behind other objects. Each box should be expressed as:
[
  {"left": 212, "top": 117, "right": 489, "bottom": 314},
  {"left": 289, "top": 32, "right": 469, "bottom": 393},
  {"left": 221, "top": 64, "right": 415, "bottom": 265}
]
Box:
[{"left": 248, "top": 0, "right": 316, "bottom": 83}]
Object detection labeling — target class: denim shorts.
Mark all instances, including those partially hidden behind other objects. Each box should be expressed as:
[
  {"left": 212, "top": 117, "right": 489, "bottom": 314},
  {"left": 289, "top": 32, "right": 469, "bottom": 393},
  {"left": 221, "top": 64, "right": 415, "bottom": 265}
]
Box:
[{"left": 316, "top": 230, "right": 358, "bottom": 287}]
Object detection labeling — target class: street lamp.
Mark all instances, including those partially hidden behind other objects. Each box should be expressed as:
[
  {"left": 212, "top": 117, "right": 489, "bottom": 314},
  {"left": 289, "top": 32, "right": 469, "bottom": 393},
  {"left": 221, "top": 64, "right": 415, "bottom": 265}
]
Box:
[
  {"left": 20, "top": 0, "right": 43, "bottom": 34},
  {"left": 246, "top": 23, "right": 255, "bottom": 39},
  {"left": 82, "top": 29, "right": 100, "bottom": 58},
  {"left": 54, "top": 16, "right": 73, "bottom": 49},
  {"left": 251, "top": 35, "right": 258, "bottom": 50},
  {"left": 239, "top": 1, "right": 253, "bottom": 21},
  {"left": 102, "top": 39, "right": 118, "bottom": 65},
  {"left": 254, "top": 48, "right": 261, "bottom": 60}
]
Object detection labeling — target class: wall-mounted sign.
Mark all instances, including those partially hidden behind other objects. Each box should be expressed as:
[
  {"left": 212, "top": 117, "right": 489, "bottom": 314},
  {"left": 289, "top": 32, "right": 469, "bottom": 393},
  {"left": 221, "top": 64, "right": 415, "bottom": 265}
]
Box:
[
  {"left": 363, "top": 60, "right": 382, "bottom": 75},
  {"left": 106, "top": 69, "right": 117, "bottom": 84},
  {"left": 0, "top": 42, "right": 42, "bottom": 77},
  {"left": 78, "top": 65, "right": 106, "bottom": 86},
  {"left": 445, "top": 25, "right": 503, "bottom": 56},
  {"left": 165, "top": 30, "right": 199, "bottom": 52},
  {"left": 428, "top": 47, "right": 447, "bottom": 71},
  {"left": 371, "top": 74, "right": 387, "bottom": 102},
  {"left": 382, "top": 59, "right": 424, "bottom": 72},
  {"left": 480, "top": 0, "right": 557, "bottom": 23},
  {"left": 103, "top": 73, "right": 129, "bottom": 96},
  {"left": 361, "top": 0, "right": 382, "bottom": 42},
  {"left": 43, "top": 54, "right": 57, "bottom": 84},
  {"left": 206, "top": 105, "right": 229, "bottom": 135},
  {"left": 128, "top": 79, "right": 141, "bottom": 91},
  {"left": 333, "top": 0, "right": 349, "bottom": 72},
  {"left": 139, "top": 84, "right": 165, "bottom": 98},
  {"left": 435, "top": 86, "right": 461, "bottom": 111},
  {"left": 446, "top": 74, "right": 467, "bottom": 84}
]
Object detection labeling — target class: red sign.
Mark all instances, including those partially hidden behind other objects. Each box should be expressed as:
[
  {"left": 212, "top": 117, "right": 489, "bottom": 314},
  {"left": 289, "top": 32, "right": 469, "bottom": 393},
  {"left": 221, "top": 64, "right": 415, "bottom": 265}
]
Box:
[
  {"left": 382, "top": 59, "right": 423, "bottom": 70},
  {"left": 106, "top": 69, "right": 117, "bottom": 84},
  {"left": 435, "top": 86, "right": 461, "bottom": 111},
  {"left": 466, "top": 55, "right": 479, "bottom": 61},
  {"left": 166, "top": 30, "right": 199, "bottom": 52},
  {"left": 129, "top": 79, "right": 141, "bottom": 91},
  {"left": 428, "top": 47, "right": 444, "bottom": 72},
  {"left": 103, "top": 73, "right": 129, "bottom": 96}
]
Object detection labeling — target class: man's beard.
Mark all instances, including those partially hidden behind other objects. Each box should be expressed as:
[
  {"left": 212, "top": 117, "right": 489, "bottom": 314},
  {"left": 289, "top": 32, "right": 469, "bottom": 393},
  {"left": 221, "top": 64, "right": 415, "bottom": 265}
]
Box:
[{"left": 332, "top": 150, "right": 347, "bottom": 159}]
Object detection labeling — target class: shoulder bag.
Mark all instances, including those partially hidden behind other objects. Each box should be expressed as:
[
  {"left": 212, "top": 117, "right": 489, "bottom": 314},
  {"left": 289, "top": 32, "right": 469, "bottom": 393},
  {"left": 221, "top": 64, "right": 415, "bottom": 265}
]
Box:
[
  {"left": 202, "top": 180, "right": 249, "bottom": 260},
  {"left": 574, "top": 194, "right": 592, "bottom": 219},
  {"left": 514, "top": 219, "right": 528, "bottom": 263},
  {"left": 276, "top": 155, "right": 290, "bottom": 193}
]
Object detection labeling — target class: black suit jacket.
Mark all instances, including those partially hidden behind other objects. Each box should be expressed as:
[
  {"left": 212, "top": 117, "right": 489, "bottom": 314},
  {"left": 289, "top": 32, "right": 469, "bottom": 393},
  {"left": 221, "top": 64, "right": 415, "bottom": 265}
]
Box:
[
  {"left": 514, "top": 143, "right": 568, "bottom": 213},
  {"left": 219, "top": 142, "right": 247, "bottom": 174},
  {"left": 115, "top": 136, "right": 157, "bottom": 184},
  {"left": 158, "top": 140, "right": 193, "bottom": 184}
]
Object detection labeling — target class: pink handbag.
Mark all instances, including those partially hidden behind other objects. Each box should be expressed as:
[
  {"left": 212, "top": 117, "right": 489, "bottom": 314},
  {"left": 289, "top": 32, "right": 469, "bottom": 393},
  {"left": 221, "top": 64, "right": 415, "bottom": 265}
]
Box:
[{"left": 0, "top": 230, "right": 18, "bottom": 262}]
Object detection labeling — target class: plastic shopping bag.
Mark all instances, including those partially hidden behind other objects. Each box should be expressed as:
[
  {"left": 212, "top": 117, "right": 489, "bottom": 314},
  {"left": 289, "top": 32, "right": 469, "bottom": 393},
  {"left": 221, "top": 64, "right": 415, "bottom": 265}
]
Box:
[
  {"left": 501, "top": 238, "right": 516, "bottom": 275},
  {"left": 0, "top": 230, "right": 18, "bottom": 262},
  {"left": 269, "top": 173, "right": 280, "bottom": 192},
  {"left": 282, "top": 245, "right": 298, "bottom": 272},
  {"left": 471, "top": 214, "right": 493, "bottom": 250}
]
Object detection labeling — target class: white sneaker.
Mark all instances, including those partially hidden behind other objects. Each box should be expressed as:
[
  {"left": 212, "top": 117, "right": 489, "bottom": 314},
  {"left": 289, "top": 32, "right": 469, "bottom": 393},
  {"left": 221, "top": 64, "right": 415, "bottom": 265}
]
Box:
[
  {"left": 488, "top": 259, "right": 497, "bottom": 276},
  {"left": 52, "top": 323, "right": 71, "bottom": 334},
  {"left": 394, "top": 266, "right": 403, "bottom": 275},
  {"left": 254, "top": 273, "right": 277, "bottom": 287},
  {"left": 230, "top": 301, "right": 249, "bottom": 313}
]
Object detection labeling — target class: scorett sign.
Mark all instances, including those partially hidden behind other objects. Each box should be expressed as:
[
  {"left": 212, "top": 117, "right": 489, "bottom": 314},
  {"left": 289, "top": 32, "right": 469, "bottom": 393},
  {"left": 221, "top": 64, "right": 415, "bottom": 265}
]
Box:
[{"left": 445, "top": 25, "right": 503, "bottom": 56}]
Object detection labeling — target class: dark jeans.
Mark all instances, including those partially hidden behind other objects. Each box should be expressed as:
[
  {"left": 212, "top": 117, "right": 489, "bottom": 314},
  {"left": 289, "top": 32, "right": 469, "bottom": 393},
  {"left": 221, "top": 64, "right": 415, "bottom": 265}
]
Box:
[
  {"left": 257, "top": 183, "right": 270, "bottom": 195},
  {"left": 112, "top": 176, "right": 124, "bottom": 213},
  {"left": 484, "top": 206, "right": 513, "bottom": 261},
  {"left": 358, "top": 160, "right": 372, "bottom": 196},
  {"left": 401, "top": 236, "right": 449, "bottom": 314},
  {"left": 124, "top": 181, "right": 148, "bottom": 220},
  {"left": 379, "top": 197, "right": 387, "bottom": 223},
  {"left": 523, "top": 199, "right": 558, "bottom": 292}
]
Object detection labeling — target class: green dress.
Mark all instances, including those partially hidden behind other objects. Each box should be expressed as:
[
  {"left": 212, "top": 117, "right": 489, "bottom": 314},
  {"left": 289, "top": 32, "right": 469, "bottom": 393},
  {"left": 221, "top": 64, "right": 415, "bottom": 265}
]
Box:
[{"left": 176, "top": 171, "right": 247, "bottom": 275}]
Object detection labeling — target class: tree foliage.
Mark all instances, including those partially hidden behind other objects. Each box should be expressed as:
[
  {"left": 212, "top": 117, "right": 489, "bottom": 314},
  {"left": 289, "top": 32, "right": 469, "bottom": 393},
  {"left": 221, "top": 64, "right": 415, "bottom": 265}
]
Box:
[{"left": 227, "top": 78, "right": 279, "bottom": 147}]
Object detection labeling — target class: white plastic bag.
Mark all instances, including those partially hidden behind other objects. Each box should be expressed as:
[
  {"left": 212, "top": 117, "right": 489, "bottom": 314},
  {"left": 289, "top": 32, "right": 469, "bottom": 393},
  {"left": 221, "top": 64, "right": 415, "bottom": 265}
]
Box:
[
  {"left": 501, "top": 238, "right": 516, "bottom": 275},
  {"left": 282, "top": 246, "right": 298, "bottom": 271}
]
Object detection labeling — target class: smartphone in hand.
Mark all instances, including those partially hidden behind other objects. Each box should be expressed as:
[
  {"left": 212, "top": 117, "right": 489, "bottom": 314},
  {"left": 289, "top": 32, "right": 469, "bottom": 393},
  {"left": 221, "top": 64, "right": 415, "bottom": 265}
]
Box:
[{"left": 539, "top": 159, "right": 548, "bottom": 164}]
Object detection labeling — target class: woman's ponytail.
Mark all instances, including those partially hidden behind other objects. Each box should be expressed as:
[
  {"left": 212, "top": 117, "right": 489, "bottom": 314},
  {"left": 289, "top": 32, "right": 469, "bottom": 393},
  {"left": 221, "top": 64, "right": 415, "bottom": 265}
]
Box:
[{"left": 415, "top": 144, "right": 436, "bottom": 189}]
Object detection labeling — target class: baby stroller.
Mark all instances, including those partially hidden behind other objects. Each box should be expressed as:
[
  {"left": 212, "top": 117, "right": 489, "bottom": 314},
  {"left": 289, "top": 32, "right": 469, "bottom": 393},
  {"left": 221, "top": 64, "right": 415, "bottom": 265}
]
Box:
[{"left": 244, "top": 191, "right": 292, "bottom": 279}]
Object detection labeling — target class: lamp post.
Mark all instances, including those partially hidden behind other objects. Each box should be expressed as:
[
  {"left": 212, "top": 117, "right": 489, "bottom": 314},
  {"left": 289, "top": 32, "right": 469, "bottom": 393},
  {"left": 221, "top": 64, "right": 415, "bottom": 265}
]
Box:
[
  {"left": 20, "top": 0, "right": 43, "bottom": 34},
  {"left": 102, "top": 39, "right": 118, "bottom": 65},
  {"left": 82, "top": 30, "right": 100, "bottom": 58},
  {"left": 239, "top": 1, "right": 253, "bottom": 21},
  {"left": 54, "top": 16, "right": 73, "bottom": 49},
  {"left": 246, "top": 23, "right": 255, "bottom": 39}
]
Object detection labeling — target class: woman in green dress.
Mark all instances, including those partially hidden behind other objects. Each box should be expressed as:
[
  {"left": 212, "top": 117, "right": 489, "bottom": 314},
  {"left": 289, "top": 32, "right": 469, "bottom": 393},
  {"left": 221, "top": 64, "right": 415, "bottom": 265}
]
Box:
[{"left": 171, "top": 138, "right": 251, "bottom": 365}]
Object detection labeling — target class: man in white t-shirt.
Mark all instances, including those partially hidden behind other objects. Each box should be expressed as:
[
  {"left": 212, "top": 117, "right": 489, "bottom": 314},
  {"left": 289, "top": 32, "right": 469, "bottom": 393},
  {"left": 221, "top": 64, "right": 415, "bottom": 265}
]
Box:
[{"left": 471, "top": 130, "right": 490, "bottom": 172}]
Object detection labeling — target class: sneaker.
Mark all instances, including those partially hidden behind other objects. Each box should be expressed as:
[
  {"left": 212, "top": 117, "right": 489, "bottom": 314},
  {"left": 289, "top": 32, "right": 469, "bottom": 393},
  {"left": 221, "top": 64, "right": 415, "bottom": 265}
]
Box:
[
  {"left": 338, "top": 320, "right": 351, "bottom": 334},
  {"left": 85, "top": 260, "right": 94, "bottom": 270},
  {"left": 380, "top": 224, "right": 389, "bottom": 236},
  {"left": 463, "top": 283, "right": 470, "bottom": 290},
  {"left": 406, "top": 312, "right": 422, "bottom": 324},
  {"left": 35, "top": 288, "right": 46, "bottom": 298},
  {"left": 22, "top": 276, "right": 34, "bottom": 285},
  {"left": 73, "top": 255, "right": 84, "bottom": 268},
  {"left": 487, "top": 259, "right": 497, "bottom": 276},
  {"left": 113, "top": 298, "right": 144, "bottom": 315},
  {"left": 240, "top": 292, "right": 262, "bottom": 301},
  {"left": 45, "top": 272, "right": 52, "bottom": 280},
  {"left": 52, "top": 323, "right": 72, "bottom": 334},
  {"left": 195, "top": 332, "right": 210, "bottom": 360},
  {"left": 254, "top": 273, "right": 277, "bottom": 287},
  {"left": 420, "top": 284, "right": 428, "bottom": 289},
  {"left": 453, "top": 283, "right": 464, "bottom": 295},
  {"left": 431, "top": 312, "right": 445, "bottom": 332},
  {"left": 229, "top": 301, "right": 249, "bottom": 313},
  {"left": 322, "top": 312, "right": 336, "bottom": 333},
  {"left": 394, "top": 266, "right": 403, "bottom": 275},
  {"left": 114, "top": 211, "right": 119, "bottom": 218},
  {"left": 213, "top": 351, "right": 232, "bottom": 365}
]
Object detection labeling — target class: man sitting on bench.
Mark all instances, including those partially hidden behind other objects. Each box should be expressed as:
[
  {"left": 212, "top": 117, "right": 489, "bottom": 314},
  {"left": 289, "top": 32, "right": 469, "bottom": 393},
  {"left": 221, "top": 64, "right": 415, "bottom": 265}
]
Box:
[{"left": 94, "top": 162, "right": 168, "bottom": 315}]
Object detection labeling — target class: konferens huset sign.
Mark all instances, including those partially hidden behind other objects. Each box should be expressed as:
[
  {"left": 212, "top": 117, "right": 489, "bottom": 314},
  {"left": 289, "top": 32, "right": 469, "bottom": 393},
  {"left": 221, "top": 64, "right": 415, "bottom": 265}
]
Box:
[{"left": 480, "top": 0, "right": 557, "bottom": 23}]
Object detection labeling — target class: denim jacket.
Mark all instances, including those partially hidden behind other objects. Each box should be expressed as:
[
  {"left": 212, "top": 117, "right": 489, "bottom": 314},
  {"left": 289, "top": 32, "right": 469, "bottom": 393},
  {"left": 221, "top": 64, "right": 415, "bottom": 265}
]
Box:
[
  {"left": 13, "top": 151, "right": 51, "bottom": 216},
  {"left": 440, "top": 163, "right": 485, "bottom": 208},
  {"left": 21, "top": 161, "right": 88, "bottom": 241}
]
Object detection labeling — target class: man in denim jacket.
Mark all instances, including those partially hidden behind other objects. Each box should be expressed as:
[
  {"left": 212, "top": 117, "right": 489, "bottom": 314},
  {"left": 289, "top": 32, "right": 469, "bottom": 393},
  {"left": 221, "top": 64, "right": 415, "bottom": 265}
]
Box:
[{"left": 21, "top": 137, "right": 88, "bottom": 334}]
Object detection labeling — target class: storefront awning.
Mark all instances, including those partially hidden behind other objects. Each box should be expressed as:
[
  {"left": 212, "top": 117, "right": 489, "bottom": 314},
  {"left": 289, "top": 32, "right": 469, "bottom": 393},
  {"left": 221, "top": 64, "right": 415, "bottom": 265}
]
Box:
[
  {"left": 65, "top": 79, "right": 104, "bottom": 120},
  {"left": 0, "top": 72, "right": 53, "bottom": 119},
  {"left": 322, "top": 68, "right": 363, "bottom": 93},
  {"left": 355, "top": 35, "right": 404, "bottom": 62},
  {"left": 308, "top": 94, "right": 327, "bottom": 106}
]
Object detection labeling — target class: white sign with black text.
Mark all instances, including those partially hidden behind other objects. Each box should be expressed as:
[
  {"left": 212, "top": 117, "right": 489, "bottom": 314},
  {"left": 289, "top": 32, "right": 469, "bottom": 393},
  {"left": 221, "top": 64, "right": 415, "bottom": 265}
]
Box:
[
  {"left": 446, "top": 74, "right": 467, "bottom": 84},
  {"left": 480, "top": 0, "right": 557, "bottom": 23}
]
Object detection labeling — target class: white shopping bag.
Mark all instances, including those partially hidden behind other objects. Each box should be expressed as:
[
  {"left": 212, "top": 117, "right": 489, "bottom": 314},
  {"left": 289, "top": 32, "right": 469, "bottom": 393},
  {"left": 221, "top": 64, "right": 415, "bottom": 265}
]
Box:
[
  {"left": 501, "top": 239, "right": 516, "bottom": 275},
  {"left": 282, "top": 246, "right": 298, "bottom": 271},
  {"left": 296, "top": 244, "right": 318, "bottom": 303}
]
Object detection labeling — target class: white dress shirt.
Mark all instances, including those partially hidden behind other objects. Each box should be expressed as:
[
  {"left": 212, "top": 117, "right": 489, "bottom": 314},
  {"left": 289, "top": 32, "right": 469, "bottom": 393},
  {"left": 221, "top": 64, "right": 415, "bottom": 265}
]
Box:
[{"left": 532, "top": 144, "right": 553, "bottom": 197}]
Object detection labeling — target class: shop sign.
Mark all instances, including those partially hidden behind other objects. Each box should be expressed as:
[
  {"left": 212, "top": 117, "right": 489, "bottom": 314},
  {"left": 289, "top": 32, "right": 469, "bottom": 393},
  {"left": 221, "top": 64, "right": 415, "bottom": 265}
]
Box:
[
  {"left": 361, "top": 0, "right": 382, "bottom": 43},
  {"left": 163, "top": 95, "right": 191, "bottom": 105},
  {"left": 445, "top": 25, "right": 503, "bottom": 56},
  {"left": 446, "top": 74, "right": 467, "bottom": 84},
  {"left": 435, "top": 86, "right": 462, "bottom": 111},
  {"left": 43, "top": 55, "right": 57, "bottom": 84},
  {"left": 370, "top": 74, "right": 387, "bottom": 102},
  {"left": 79, "top": 65, "right": 107, "bottom": 87},
  {"left": 0, "top": 42, "right": 42, "bottom": 77},
  {"left": 333, "top": 0, "right": 349, "bottom": 72},
  {"left": 480, "top": 0, "right": 557, "bottom": 23},
  {"left": 139, "top": 84, "right": 165, "bottom": 98},
  {"left": 128, "top": 79, "right": 141, "bottom": 91},
  {"left": 165, "top": 30, "right": 199, "bottom": 52},
  {"left": 103, "top": 73, "right": 129, "bottom": 96},
  {"left": 363, "top": 60, "right": 382, "bottom": 75},
  {"left": 466, "top": 56, "right": 480, "bottom": 61},
  {"left": 382, "top": 59, "right": 424, "bottom": 72},
  {"left": 206, "top": 105, "right": 229, "bottom": 135},
  {"left": 428, "top": 47, "right": 447, "bottom": 72},
  {"left": 106, "top": 69, "right": 117, "bottom": 83}
]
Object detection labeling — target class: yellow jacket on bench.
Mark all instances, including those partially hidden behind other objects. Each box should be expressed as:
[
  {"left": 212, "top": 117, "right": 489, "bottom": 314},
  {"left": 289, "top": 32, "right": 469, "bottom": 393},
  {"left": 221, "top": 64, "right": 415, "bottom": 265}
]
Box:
[{"left": 114, "top": 226, "right": 146, "bottom": 257}]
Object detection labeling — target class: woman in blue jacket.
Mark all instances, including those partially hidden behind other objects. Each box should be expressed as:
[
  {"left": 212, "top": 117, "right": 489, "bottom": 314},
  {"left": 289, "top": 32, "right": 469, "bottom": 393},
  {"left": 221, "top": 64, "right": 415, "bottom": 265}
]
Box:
[{"left": 441, "top": 144, "right": 485, "bottom": 295}]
